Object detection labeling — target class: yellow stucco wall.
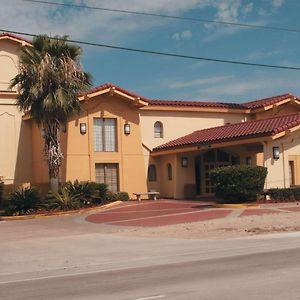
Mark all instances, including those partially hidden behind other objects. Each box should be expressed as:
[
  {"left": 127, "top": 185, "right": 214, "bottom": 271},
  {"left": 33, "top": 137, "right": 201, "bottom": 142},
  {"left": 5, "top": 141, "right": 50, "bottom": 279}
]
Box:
[
  {"left": 263, "top": 133, "right": 300, "bottom": 189},
  {"left": 31, "top": 94, "right": 147, "bottom": 197},
  {"left": 0, "top": 39, "right": 32, "bottom": 186}
]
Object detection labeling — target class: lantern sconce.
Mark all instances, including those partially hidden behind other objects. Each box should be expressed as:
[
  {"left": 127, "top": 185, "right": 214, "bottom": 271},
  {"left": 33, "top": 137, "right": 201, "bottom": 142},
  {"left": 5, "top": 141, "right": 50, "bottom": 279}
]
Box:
[
  {"left": 124, "top": 123, "right": 131, "bottom": 135},
  {"left": 80, "top": 123, "right": 87, "bottom": 135},
  {"left": 273, "top": 146, "right": 280, "bottom": 160},
  {"left": 181, "top": 157, "right": 188, "bottom": 168}
]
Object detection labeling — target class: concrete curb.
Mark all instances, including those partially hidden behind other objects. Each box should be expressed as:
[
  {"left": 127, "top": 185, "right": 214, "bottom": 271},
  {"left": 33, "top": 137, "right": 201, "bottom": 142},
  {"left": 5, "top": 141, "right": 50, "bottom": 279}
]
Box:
[
  {"left": 0, "top": 200, "right": 123, "bottom": 221},
  {"left": 213, "top": 203, "right": 261, "bottom": 209}
]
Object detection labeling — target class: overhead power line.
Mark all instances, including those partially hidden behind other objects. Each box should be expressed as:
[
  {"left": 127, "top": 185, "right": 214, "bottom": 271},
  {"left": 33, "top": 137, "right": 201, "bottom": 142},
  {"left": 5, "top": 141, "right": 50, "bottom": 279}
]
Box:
[
  {"left": 1, "top": 28, "right": 300, "bottom": 71},
  {"left": 22, "top": 0, "right": 300, "bottom": 34}
]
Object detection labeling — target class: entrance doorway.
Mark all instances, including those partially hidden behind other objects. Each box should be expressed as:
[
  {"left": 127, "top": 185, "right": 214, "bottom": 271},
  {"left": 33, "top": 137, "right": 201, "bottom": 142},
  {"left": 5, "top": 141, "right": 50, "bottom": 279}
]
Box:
[{"left": 195, "top": 149, "right": 239, "bottom": 195}]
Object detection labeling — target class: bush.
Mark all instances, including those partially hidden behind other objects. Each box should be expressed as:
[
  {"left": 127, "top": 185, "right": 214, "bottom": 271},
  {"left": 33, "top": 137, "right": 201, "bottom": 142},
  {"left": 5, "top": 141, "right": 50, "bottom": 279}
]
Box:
[
  {"left": 5, "top": 187, "right": 41, "bottom": 215},
  {"left": 268, "top": 187, "right": 300, "bottom": 202},
  {"left": 116, "top": 192, "right": 130, "bottom": 201},
  {"left": 0, "top": 179, "right": 7, "bottom": 211},
  {"left": 210, "top": 165, "right": 268, "bottom": 203},
  {"left": 105, "top": 191, "right": 119, "bottom": 203},
  {"left": 64, "top": 180, "right": 97, "bottom": 206},
  {"left": 44, "top": 187, "right": 81, "bottom": 210}
]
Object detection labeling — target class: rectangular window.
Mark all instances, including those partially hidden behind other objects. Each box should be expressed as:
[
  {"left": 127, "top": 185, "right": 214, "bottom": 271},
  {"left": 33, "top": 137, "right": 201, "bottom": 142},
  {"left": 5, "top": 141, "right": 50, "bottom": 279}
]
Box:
[
  {"left": 94, "top": 118, "right": 117, "bottom": 152},
  {"left": 95, "top": 163, "right": 119, "bottom": 192}
]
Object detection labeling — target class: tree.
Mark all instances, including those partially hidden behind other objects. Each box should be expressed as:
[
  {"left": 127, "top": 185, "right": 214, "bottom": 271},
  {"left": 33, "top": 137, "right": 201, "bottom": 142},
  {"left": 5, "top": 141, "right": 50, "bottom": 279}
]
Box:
[{"left": 11, "top": 35, "right": 91, "bottom": 191}]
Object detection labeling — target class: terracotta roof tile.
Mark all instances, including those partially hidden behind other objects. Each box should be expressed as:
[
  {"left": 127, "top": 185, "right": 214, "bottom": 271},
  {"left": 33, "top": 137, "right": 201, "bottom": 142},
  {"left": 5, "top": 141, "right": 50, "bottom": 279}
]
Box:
[
  {"left": 147, "top": 99, "right": 244, "bottom": 109},
  {"left": 80, "top": 83, "right": 299, "bottom": 112},
  {"left": 243, "top": 93, "right": 297, "bottom": 109},
  {"left": 154, "top": 113, "right": 300, "bottom": 151}
]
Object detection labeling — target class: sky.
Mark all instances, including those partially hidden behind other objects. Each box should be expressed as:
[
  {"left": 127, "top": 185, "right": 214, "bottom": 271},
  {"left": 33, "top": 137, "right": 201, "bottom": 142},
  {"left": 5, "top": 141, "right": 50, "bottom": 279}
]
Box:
[{"left": 1, "top": 0, "right": 300, "bottom": 103}]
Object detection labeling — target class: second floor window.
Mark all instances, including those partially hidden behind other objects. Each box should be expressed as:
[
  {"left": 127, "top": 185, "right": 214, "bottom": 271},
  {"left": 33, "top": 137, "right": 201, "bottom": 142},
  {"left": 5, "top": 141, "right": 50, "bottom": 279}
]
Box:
[
  {"left": 94, "top": 118, "right": 117, "bottom": 152},
  {"left": 154, "top": 121, "right": 163, "bottom": 138}
]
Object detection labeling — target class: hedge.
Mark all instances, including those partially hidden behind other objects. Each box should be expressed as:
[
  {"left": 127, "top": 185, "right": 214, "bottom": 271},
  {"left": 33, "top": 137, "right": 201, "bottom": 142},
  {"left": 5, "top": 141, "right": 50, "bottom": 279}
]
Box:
[
  {"left": 267, "top": 187, "right": 300, "bottom": 202},
  {"left": 210, "top": 165, "right": 268, "bottom": 203}
]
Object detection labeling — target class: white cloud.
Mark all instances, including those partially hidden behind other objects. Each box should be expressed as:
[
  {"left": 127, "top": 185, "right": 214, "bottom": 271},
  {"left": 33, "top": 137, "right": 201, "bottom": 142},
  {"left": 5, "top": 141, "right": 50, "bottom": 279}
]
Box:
[
  {"left": 203, "top": 0, "right": 257, "bottom": 41},
  {"left": 197, "top": 76, "right": 299, "bottom": 97},
  {"left": 242, "top": 3, "right": 253, "bottom": 14},
  {"left": 258, "top": 0, "right": 284, "bottom": 16},
  {"left": 0, "top": 0, "right": 204, "bottom": 43},
  {"left": 245, "top": 50, "right": 281, "bottom": 61},
  {"left": 165, "top": 75, "right": 233, "bottom": 89},
  {"left": 172, "top": 30, "right": 192, "bottom": 41},
  {"left": 272, "top": 0, "right": 285, "bottom": 8}
]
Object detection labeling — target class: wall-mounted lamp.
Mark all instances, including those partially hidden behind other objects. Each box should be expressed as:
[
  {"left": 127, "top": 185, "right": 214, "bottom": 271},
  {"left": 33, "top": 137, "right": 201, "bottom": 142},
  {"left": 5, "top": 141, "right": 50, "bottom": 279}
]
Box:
[
  {"left": 273, "top": 146, "right": 280, "bottom": 160},
  {"left": 80, "top": 123, "right": 87, "bottom": 135},
  {"left": 181, "top": 157, "right": 188, "bottom": 168},
  {"left": 124, "top": 123, "right": 131, "bottom": 135}
]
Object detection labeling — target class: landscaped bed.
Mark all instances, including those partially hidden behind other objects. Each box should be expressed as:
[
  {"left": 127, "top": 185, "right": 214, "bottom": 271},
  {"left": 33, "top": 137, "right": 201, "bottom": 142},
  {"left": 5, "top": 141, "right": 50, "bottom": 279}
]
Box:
[{"left": 0, "top": 180, "right": 129, "bottom": 217}]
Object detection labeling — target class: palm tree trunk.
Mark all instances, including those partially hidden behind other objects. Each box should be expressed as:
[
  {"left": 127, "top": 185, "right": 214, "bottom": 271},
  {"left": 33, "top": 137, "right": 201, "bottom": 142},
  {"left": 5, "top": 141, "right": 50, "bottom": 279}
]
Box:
[{"left": 43, "top": 121, "right": 63, "bottom": 192}]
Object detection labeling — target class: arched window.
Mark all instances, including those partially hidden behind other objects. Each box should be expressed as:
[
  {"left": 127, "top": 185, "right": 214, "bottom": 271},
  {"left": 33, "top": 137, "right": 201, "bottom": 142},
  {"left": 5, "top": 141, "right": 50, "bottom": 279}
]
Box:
[
  {"left": 167, "top": 163, "right": 172, "bottom": 180},
  {"left": 148, "top": 164, "right": 157, "bottom": 182},
  {"left": 154, "top": 121, "right": 163, "bottom": 138}
]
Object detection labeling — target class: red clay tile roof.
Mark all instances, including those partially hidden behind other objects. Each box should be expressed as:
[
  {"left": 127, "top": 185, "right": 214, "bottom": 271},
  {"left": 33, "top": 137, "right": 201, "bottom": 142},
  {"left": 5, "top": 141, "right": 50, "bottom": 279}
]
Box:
[
  {"left": 0, "top": 32, "right": 31, "bottom": 45},
  {"left": 153, "top": 113, "right": 300, "bottom": 151},
  {"left": 147, "top": 99, "right": 244, "bottom": 109},
  {"left": 82, "top": 83, "right": 298, "bottom": 111},
  {"left": 243, "top": 93, "right": 298, "bottom": 109}
]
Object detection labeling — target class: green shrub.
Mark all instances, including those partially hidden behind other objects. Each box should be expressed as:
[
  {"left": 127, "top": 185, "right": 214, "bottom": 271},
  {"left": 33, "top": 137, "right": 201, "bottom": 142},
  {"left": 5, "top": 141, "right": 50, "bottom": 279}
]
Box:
[
  {"left": 210, "top": 165, "right": 268, "bottom": 203},
  {"left": 88, "top": 183, "right": 109, "bottom": 204},
  {"left": 0, "top": 179, "right": 7, "bottom": 211},
  {"left": 105, "top": 191, "right": 119, "bottom": 203},
  {"left": 5, "top": 187, "right": 41, "bottom": 215},
  {"left": 116, "top": 192, "right": 130, "bottom": 201},
  {"left": 64, "top": 180, "right": 97, "bottom": 206},
  {"left": 293, "top": 188, "right": 300, "bottom": 201},
  {"left": 44, "top": 187, "right": 81, "bottom": 210},
  {"left": 97, "top": 183, "right": 109, "bottom": 202},
  {"left": 268, "top": 187, "right": 300, "bottom": 202}
]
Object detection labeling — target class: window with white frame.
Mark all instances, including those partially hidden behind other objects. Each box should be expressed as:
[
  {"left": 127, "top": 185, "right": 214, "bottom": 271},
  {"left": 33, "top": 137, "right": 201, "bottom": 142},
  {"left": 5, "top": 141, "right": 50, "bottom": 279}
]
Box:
[
  {"left": 154, "top": 121, "right": 163, "bottom": 138},
  {"left": 95, "top": 163, "right": 119, "bottom": 192},
  {"left": 94, "top": 118, "right": 117, "bottom": 152}
]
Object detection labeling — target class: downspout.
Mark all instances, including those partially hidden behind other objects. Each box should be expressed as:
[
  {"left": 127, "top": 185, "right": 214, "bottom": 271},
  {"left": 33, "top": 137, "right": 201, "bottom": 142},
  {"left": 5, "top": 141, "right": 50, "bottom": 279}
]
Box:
[
  {"left": 282, "top": 142, "right": 286, "bottom": 188},
  {"left": 87, "top": 109, "right": 92, "bottom": 181},
  {"left": 263, "top": 141, "right": 268, "bottom": 189}
]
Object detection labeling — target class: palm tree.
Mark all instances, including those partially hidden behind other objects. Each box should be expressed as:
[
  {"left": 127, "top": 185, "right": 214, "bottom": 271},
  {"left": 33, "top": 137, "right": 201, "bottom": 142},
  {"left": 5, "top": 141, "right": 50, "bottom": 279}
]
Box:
[{"left": 11, "top": 35, "right": 91, "bottom": 191}]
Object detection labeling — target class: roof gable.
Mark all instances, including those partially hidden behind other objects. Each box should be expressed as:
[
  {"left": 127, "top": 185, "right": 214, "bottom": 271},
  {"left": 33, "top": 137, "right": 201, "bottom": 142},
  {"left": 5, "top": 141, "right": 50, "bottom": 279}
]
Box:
[
  {"left": 0, "top": 33, "right": 31, "bottom": 46},
  {"left": 78, "top": 83, "right": 149, "bottom": 107},
  {"left": 242, "top": 93, "right": 300, "bottom": 110}
]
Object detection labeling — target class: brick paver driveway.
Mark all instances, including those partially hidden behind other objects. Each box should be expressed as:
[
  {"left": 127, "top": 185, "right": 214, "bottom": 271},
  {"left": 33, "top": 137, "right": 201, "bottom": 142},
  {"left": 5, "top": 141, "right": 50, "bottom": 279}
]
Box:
[{"left": 86, "top": 200, "right": 231, "bottom": 227}]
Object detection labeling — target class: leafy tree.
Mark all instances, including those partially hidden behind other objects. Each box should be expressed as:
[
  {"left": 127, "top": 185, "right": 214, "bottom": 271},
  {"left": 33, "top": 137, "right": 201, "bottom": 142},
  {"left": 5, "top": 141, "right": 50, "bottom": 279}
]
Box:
[{"left": 11, "top": 35, "right": 91, "bottom": 191}]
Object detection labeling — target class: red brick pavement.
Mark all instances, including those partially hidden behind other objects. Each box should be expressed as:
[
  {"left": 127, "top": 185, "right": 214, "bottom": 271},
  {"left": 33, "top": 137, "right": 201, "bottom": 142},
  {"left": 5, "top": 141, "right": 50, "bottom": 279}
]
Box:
[{"left": 85, "top": 200, "right": 229, "bottom": 227}]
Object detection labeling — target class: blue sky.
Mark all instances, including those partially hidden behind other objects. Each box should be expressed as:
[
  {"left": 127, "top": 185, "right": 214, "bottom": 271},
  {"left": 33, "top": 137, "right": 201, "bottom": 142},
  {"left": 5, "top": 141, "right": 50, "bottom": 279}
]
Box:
[{"left": 1, "top": 0, "right": 300, "bottom": 103}]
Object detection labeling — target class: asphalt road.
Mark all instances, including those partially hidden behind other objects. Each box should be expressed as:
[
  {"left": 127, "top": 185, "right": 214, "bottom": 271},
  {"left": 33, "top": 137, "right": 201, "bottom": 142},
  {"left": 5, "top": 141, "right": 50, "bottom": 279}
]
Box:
[
  {"left": 1, "top": 215, "right": 300, "bottom": 299},
  {"left": 1, "top": 247, "right": 300, "bottom": 300}
]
